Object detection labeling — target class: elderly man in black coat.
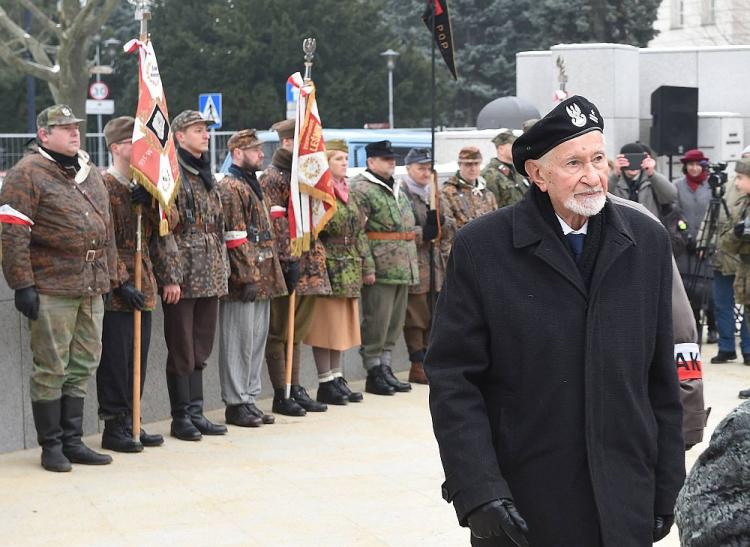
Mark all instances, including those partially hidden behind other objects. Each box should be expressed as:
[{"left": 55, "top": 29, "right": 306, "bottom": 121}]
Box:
[{"left": 425, "top": 96, "right": 685, "bottom": 547}]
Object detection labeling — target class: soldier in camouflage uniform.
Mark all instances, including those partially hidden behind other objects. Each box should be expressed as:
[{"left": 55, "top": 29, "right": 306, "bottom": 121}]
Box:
[
  {"left": 351, "top": 140, "right": 419, "bottom": 396},
  {"left": 481, "top": 129, "right": 529, "bottom": 208},
  {"left": 218, "top": 129, "right": 286, "bottom": 427},
  {"left": 151, "top": 110, "right": 228, "bottom": 441},
  {"left": 399, "top": 148, "right": 455, "bottom": 384},
  {"left": 261, "top": 119, "right": 331, "bottom": 416},
  {"left": 0, "top": 105, "right": 116, "bottom": 471}
]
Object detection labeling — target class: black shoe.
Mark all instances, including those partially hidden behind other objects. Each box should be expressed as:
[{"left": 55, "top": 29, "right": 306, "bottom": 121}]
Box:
[
  {"left": 711, "top": 351, "right": 737, "bottom": 364},
  {"left": 744, "top": 354, "right": 750, "bottom": 366},
  {"left": 166, "top": 372, "right": 202, "bottom": 441},
  {"left": 291, "top": 385, "right": 328, "bottom": 412},
  {"left": 382, "top": 365, "right": 412, "bottom": 392},
  {"left": 333, "top": 376, "right": 363, "bottom": 403},
  {"left": 366, "top": 366, "right": 396, "bottom": 396},
  {"left": 31, "top": 400, "right": 72, "bottom": 473},
  {"left": 60, "top": 396, "right": 113, "bottom": 465},
  {"left": 139, "top": 427, "right": 164, "bottom": 447},
  {"left": 188, "top": 370, "right": 227, "bottom": 435},
  {"left": 102, "top": 417, "right": 143, "bottom": 453},
  {"left": 225, "top": 404, "right": 262, "bottom": 428},
  {"left": 706, "top": 329, "right": 718, "bottom": 344},
  {"left": 272, "top": 388, "right": 306, "bottom": 416},
  {"left": 739, "top": 388, "right": 750, "bottom": 399},
  {"left": 247, "top": 403, "right": 275, "bottom": 424},
  {"left": 316, "top": 380, "right": 348, "bottom": 406}
]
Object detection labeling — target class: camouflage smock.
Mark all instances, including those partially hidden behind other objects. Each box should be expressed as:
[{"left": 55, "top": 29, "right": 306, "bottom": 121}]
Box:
[
  {"left": 481, "top": 157, "right": 529, "bottom": 208},
  {"left": 350, "top": 170, "right": 419, "bottom": 286},
  {"left": 0, "top": 149, "right": 118, "bottom": 296},
  {"left": 441, "top": 173, "right": 498, "bottom": 231},
  {"left": 719, "top": 192, "right": 750, "bottom": 305}
]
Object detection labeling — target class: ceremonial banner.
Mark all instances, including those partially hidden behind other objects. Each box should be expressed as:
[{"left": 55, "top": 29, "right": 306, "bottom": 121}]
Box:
[
  {"left": 124, "top": 38, "right": 180, "bottom": 235},
  {"left": 422, "top": 0, "right": 458, "bottom": 80},
  {"left": 287, "top": 72, "right": 337, "bottom": 256}
]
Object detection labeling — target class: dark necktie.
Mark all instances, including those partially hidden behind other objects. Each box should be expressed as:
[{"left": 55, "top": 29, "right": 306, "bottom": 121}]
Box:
[{"left": 565, "top": 233, "right": 585, "bottom": 264}]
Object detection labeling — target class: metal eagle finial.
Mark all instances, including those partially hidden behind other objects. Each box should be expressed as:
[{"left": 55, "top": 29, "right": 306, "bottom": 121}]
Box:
[{"left": 303, "top": 38, "right": 316, "bottom": 81}]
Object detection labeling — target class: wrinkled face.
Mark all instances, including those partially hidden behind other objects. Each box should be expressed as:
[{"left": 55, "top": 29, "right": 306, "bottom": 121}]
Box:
[
  {"left": 527, "top": 131, "right": 609, "bottom": 219},
  {"left": 368, "top": 156, "right": 396, "bottom": 179},
  {"left": 736, "top": 172, "right": 750, "bottom": 194},
  {"left": 406, "top": 162, "right": 432, "bottom": 186},
  {"left": 328, "top": 151, "right": 348, "bottom": 179},
  {"left": 234, "top": 145, "right": 264, "bottom": 171},
  {"left": 686, "top": 161, "right": 703, "bottom": 178},
  {"left": 38, "top": 123, "right": 81, "bottom": 156},
  {"left": 176, "top": 123, "right": 210, "bottom": 156},
  {"left": 110, "top": 139, "right": 133, "bottom": 164},
  {"left": 458, "top": 160, "right": 481, "bottom": 182}
]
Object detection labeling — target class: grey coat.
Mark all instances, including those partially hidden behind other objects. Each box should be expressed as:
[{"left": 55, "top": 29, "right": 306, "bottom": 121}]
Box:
[{"left": 609, "top": 170, "right": 677, "bottom": 218}]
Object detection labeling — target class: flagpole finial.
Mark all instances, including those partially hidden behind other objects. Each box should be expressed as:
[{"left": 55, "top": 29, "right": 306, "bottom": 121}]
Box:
[{"left": 303, "top": 38, "right": 316, "bottom": 82}]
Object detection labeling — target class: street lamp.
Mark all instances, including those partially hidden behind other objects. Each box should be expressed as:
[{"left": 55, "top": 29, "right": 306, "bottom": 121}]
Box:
[{"left": 380, "top": 49, "right": 399, "bottom": 129}]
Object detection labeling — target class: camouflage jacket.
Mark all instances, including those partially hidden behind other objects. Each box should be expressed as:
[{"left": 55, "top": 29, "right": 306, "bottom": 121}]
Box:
[
  {"left": 318, "top": 182, "right": 373, "bottom": 298},
  {"left": 151, "top": 155, "right": 228, "bottom": 299},
  {"left": 719, "top": 192, "right": 750, "bottom": 305},
  {"left": 103, "top": 169, "right": 181, "bottom": 312},
  {"left": 400, "top": 177, "right": 455, "bottom": 294},
  {"left": 350, "top": 170, "right": 419, "bottom": 286},
  {"left": 259, "top": 149, "right": 331, "bottom": 296},
  {"left": 441, "top": 173, "right": 498, "bottom": 231},
  {"left": 218, "top": 167, "right": 287, "bottom": 301},
  {"left": 0, "top": 149, "right": 119, "bottom": 297},
  {"left": 481, "top": 157, "right": 529, "bottom": 208}
]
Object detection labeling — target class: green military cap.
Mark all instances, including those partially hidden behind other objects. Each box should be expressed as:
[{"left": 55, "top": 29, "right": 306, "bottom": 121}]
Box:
[
  {"left": 492, "top": 129, "right": 517, "bottom": 146},
  {"left": 736, "top": 158, "right": 750, "bottom": 177},
  {"left": 36, "top": 104, "right": 84, "bottom": 129},
  {"left": 326, "top": 139, "right": 348, "bottom": 153},
  {"left": 172, "top": 110, "right": 212, "bottom": 133}
]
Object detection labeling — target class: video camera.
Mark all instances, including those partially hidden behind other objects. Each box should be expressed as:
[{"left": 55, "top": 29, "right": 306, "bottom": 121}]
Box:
[{"left": 707, "top": 162, "right": 728, "bottom": 197}]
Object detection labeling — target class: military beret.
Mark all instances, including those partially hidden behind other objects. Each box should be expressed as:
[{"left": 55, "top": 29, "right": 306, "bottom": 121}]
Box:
[
  {"left": 326, "top": 139, "right": 348, "bottom": 153},
  {"left": 37, "top": 104, "right": 84, "bottom": 129},
  {"left": 172, "top": 110, "right": 212, "bottom": 133},
  {"left": 492, "top": 129, "right": 516, "bottom": 146},
  {"left": 227, "top": 129, "right": 263, "bottom": 152},
  {"left": 271, "top": 119, "right": 296, "bottom": 140},
  {"left": 404, "top": 147, "right": 432, "bottom": 165},
  {"left": 458, "top": 146, "right": 482, "bottom": 163},
  {"left": 512, "top": 95, "right": 604, "bottom": 177},
  {"left": 104, "top": 116, "right": 135, "bottom": 148},
  {"left": 735, "top": 158, "right": 750, "bottom": 177},
  {"left": 366, "top": 140, "right": 396, "bottom": 159}
]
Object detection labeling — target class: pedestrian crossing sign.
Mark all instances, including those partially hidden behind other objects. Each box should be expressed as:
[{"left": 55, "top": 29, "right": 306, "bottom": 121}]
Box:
[{"left": 198, "top": 93, "right": 222, "bottom": 129}]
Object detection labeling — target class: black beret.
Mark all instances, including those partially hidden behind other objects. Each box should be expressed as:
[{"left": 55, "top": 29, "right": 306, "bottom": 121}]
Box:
[
  {"left": 512, "top": 95, "right": 604, "bottom": 177},
  {"left": 366, "top": 140, "right": 396, "bottom": 159}
]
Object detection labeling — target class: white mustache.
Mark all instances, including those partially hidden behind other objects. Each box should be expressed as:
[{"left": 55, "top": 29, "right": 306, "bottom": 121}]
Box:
[{"left": 575, "top": 187, "right": 603, "bottom": 196}]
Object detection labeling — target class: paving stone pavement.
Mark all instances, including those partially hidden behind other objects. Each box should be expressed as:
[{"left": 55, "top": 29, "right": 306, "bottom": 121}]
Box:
[{"left": 0, "top": 343, "right": 746, "bottom": 546}]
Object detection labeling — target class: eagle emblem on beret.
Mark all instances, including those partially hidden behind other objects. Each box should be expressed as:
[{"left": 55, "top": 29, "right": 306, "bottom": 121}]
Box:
[{"left": 566, "top": 104, "right": 587, "bottom": 128}]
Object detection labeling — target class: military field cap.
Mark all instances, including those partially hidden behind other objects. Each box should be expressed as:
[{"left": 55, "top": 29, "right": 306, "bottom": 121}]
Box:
[
  {"left": 404, "top": 147, "right": 432, "bottom": 165},
  {"left": 735, "top": 158, "right": 750, "bottom": 177},
  {"left": 492, "top": 129, "right": 516, "bottom": 146},
  {"left": 458, "top": 146, "right": 482, "bottom": 163},
  {"left": 172, "top": 110, "right": 212, "bottom": 133},
  {"left": 271, "top": 119, "right": 295, "bottom": 140},
  {"left": 326, "top": 139, "right": 348, "bottom": 153},
  {"left": 366, "top": 140, "right": 396, "bottom": 159},
  {"left": 227, "top": 129, "right": 263, "bottom": 151},
  {"left": 104, "top": 116, "right": 135, "bottom": 148},
  {"left": 512, "top": 95, "right": 604, "bottom": 177},
  {"left": 36, "top": 104, "right": 84, "bottom": 129},
  {"left": 522, "top": 118, "right": 539, "bottom": 133}
]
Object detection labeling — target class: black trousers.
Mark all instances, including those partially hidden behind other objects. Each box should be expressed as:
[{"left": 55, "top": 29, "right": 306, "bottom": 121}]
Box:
[
  {"left": 97, "top": 310, "right": 152, "bottom": 419},
  {"left": 163, "top": 296, "right": 218, "bottom": 376}
]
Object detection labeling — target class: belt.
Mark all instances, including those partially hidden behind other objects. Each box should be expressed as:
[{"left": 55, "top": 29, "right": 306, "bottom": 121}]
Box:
[
  {"left": 182, "top": 223, "right": 218, "bottom": 234},
  {"left": 367, "top": 231, "right": 415, "bottom": 241},
  {"left": 248, "top": 228, "right": 272, "bottom": 243},
  {"left": 323, "top": 235, "right": 356, "bottom": 245},
  {"left": 85, "top": 249, "right": 104, "bottom": 262}
]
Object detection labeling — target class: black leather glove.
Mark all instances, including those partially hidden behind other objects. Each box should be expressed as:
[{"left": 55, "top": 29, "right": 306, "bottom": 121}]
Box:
[
  {"left": 131, "top": 185, "right": 152, "bottom": 205},
  {"left": 467, "top": 499, "right": 529, "bottom": 547},
  {"left": 734, "top": 220, "right": 746, "bottom": 238},
  {"left": 422, "top": 210, "right": 440, "bottom": 241},
  {"left": 653, "top": 514, "right": 674, "bottom": 542},
  {"left": 14, "top": 286, "right": 39, "bottom": 320},
  {"left": 240, "top": 283, "right": 258, "bottom": 303},
  {"left": 282, "top": 261, "right": 301, "bottom": 293},
  {"left": 116, "top": 282, "right": 146, "bottom": 310}
]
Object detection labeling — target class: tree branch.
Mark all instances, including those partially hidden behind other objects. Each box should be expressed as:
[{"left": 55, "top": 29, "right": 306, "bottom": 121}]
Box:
[
  {"left": 81, "top": 0, "right": 120, "bottom": 37},
  {"left": 0, "top": 39, "right": 59, "bottom": 83},
  {"left": 0, "top": 5, "right": 55, "bottom": 68},
  {"left": 15, "top": 0, "right": 63, "bottom": 40}
]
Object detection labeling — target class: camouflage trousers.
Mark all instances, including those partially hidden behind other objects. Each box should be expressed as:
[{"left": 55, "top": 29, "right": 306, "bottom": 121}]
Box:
[
  {"left": 360, "top": 283, "right": 408, "bottom": 369},
  {"left": 29, "top": 294, "right": 104, "bottom": 402}
]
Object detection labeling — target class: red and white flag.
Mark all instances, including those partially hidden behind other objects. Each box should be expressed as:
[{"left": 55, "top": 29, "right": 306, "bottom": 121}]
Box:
[
  {"left": 124, "top": 38, "right": 180, "bottom": 235},
  {"left": 287, "top": 72, "right": 337, "bottom": 256}
]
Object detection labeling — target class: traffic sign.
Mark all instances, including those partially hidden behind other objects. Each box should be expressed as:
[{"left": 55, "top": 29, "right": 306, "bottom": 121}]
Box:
[
  {"left": 89, "top": 81, "right": 110, "bottom": 100},
  {"left": 285, "top": 81, "right": 299, "bottom": 120},
  {"left": 198, "top": 93, "right": 222, "bottom": 129},
  {"left": 86, "top": 99, "right": 115, "bottom": 115}
]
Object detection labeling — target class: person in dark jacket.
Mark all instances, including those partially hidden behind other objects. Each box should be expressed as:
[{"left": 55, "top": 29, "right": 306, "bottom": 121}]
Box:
[{"left": 425, "top": 96, "right": 685, "bottom": 547}]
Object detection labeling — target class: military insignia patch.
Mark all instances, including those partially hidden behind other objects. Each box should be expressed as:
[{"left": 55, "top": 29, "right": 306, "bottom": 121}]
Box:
[
  {"left": 589, "top": 109, "right": 599, "bottom": 123},
  {"left": 61, "top": 107, "right": 72, "bottom": 117},
  {"left": 566, "top": 104, "right": 587, "bottom": 128}
]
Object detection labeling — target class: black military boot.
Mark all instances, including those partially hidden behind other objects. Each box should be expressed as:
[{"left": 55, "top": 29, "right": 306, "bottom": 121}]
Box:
[
  {"left": 272, "top": 388, "right": 307, "bottom": 416},
  {"left": 381, "top": 351, "right": 411, "bottom": 392},
  {"left": 365, "top": 366, "right": 396, "bottom": 396},
  {"left": 123, "top": 415, "right": 164, "bottom": 447},
  {"left": 710, "top": 351, "right": 737, "bottom": 364},
  {"left": 102, "top": 415, "right": 143, "bottom": 453},
  {"left": 188, "top": 370, "right": 227, "bottom": 435},
  {"left": 247, "top": 403, "right": 275, "bottom": 424},
  {"left": 333, "top": 376, "right": 363, "bottom": 403},
  {"left": 291, "top": 385, "right": 328, "bottom": 412},
  {"left": 316, "top": 380, "right": 348, "bottom": 406},
  {"left": 225, "top": 404, "right": 262, "bottom": 427},
  {"left": 60, "top": 396, "right": 113, "bottom": 465},
  {"left": 166, "top": 372, "right": 202, "bottom": 441},
  {"left": 31, "top": 399, "right": 72, "bottom": 472}
]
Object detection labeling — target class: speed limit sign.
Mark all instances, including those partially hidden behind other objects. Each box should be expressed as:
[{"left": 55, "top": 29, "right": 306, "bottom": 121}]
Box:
[{"left": 89, "top": 82, "right": 110, "bottom": 101}]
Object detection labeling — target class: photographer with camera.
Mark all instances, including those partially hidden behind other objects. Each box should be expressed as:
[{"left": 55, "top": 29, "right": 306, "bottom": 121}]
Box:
[{"left": 610, "top": 142, "right": 677, "bottom": 218}]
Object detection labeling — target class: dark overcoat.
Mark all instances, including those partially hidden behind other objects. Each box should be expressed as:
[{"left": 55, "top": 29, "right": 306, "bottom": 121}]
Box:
[{"left": 425, "top": 190, "right": 685, "bottom": 547}]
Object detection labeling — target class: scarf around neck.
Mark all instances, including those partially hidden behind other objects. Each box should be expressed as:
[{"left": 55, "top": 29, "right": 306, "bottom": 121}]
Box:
[
  {"left": 332, "top": 175, "right": 349, "bottom": 204},
  {"left": 686, "top": 170, "right": 709, "bottom": 192},
  {"left": 40, "top": 145, "right": 79, "bottom": 171},
  {"left": 178, "top": 147, "right": 214, "bottom": 191},
  {"left": 228, "top": 163, "right": 263, "bottom": 201},
  {"left": 403, "top": 174, "right": 430, "bottom": 203},
  {"left": 271, "top": 148, "right": 292, "bottom": 173}
]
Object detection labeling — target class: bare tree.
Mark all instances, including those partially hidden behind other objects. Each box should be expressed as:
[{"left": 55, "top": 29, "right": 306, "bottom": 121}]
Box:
[{"left": 0, "top": 0, "right": 119, "bottom": 136}]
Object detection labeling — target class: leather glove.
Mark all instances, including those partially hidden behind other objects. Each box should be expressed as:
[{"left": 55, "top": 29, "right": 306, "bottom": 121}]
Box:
[
  {"left": 131, "top": 185, "right": 152, "bottom": 205},
  {"left": 116, "top": 282, "right": 146, "bottom": 310},
  {"left": 282, "top": 261, "right": 301, "bottom": 293},
  {"left": 467, "top": 499, "right": 529, "bottom": 547},
  {"left": 422, "top": 210, "right": 440, "bottom": 241},
  {"left": 14, "top": 286, "right": 39, "bottom": 320},
  {"left": 734, "top": 221, "right": 746, "bottom": 238},
  {"left": 653, "top": 514, "right": 674, "bottom": 542},
  {"left": 240, "top": 283, "right": 258, "bottom": 303}
]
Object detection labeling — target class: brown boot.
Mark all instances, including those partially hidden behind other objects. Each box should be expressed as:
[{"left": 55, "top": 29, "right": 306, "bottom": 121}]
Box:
[{"left": 409, "top": 362, "right": 428, "bottom": 384}]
